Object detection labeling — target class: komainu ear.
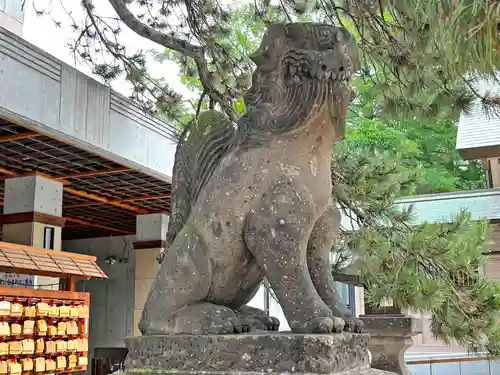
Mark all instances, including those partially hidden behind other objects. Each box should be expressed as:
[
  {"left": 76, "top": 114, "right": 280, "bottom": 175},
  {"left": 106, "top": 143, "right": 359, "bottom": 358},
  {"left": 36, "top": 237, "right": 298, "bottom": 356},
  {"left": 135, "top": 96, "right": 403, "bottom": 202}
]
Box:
[
  {"left": 335, "top": 27, "right": 360, "bottom": 73},
  {"left": 345, "top": 38, "right": 361, "bottom": 72},
  {"left": 248, "top": 48, "right": 277, "bottom": 72},
  {"left": 249, "top": 51, "right": 261, "bottom": 65}
]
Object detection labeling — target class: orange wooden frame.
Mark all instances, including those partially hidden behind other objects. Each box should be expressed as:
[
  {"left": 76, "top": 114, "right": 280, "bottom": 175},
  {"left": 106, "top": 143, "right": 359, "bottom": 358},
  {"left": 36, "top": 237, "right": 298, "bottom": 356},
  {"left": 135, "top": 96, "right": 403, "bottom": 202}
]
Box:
[
  {"left": 0, "top": 242, "right": 99, "bottom": 375},
  {"left": 0, "top": 286, "right": 89, "bottom": 305}
]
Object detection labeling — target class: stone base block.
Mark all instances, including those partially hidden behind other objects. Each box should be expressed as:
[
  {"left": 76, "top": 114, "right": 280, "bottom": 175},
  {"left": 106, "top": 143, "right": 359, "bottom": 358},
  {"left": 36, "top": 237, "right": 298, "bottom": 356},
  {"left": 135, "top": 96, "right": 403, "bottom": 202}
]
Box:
[{"left": 123, "top": 332, "right": 397, "bottom": 375}]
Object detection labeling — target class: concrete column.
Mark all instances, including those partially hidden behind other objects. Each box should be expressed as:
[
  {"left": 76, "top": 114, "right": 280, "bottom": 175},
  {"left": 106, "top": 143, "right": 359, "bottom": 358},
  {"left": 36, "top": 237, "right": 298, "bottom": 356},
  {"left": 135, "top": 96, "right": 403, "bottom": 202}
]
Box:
[
  {"left": 2, "top": 174, "right": 64, "bottom": 289},
  {"left": 133, "top": 213, "right": 169, "bottom": 336}
]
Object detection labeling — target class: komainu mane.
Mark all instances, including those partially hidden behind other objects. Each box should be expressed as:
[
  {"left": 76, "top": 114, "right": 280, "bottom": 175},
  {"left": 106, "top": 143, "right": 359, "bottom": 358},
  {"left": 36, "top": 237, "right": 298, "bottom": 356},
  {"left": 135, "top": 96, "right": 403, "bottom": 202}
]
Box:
[{"left": 140, "top": 22, "right": 362, "bottom": 335}]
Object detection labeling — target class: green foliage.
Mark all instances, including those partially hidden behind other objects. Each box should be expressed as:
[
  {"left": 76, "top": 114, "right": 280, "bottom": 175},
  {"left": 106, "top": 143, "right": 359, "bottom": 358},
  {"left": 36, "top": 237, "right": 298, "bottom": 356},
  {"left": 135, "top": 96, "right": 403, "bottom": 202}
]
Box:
[
  {"left": 157, "top": 6, "right": 485, "bottom": 194},
  {"left": 333, "top": 145, "right": 498, "bottom": 354},
  {"left": 345, "top": 77, "right": 485, "bottom": 193},
  {"left": 339, "top": 0, "right": 500, "bottom": 118}
]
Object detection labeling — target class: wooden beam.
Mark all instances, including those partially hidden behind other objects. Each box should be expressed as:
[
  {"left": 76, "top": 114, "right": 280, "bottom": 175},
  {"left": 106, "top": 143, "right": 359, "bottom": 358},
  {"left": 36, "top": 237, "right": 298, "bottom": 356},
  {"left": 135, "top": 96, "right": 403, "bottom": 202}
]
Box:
[
  {"left": 64, "top": 193, "right": 171, "bottom": 208},
  {"left": 406, "top": 356, "right": 491, "bottom": 366},
  {"left": 65, "top": 217, "right": 131, "bottom": 234},
  {"left": 0, "top": 166, "right": 148, "bottom": 214},
  {"left": 0, "top": 286, "right": 90, "bottom": 302},
  {"left": 117, "top": 193, "right": 171, "bottom": 203},
  {"left": 0, "top": 131, "right": 39, "bottom": 142},
  {"left": 0, "top": 214, "right": 131, "bottom": 235},
  {"left": 1, "top": 212, "right": 66, "bottom": 227},
  {"left": 0, "top": 171, "right": 72, "bottom": 185},
  {"left": 64, "top": 187, "right": 148, "bottom": 213},
  {"left": 133, "top": 240, "right": 166, "bottom": 250},
  {"left": 59, "top": 166, "right": 132, "bottom": 179},
  {"left": 0, "top": 166, "right": 17, "bottom": 176}
]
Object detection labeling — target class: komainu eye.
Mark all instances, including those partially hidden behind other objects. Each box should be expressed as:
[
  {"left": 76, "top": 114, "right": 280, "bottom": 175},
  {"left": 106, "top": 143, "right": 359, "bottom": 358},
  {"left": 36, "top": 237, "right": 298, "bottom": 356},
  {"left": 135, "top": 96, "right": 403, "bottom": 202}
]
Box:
[
  {"left": 316, "top": 27, "right": 333, "bottom": 48},
  {"left": 319, "top": 29, "right": 330, "bottom": 39}
]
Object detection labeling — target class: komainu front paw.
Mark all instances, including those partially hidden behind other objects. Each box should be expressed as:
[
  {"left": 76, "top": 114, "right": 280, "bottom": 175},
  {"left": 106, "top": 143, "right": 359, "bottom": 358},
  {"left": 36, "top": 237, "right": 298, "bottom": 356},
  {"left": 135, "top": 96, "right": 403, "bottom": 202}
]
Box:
[
  {"left": 343, "top": 317, "right": 364, "bottom": 333},
  {"left": 292, "top": 317, "right": 337, "bottom": 333},
  {"left": 332, "top": 317, "right": 346, "bottom": 333},
  {"left": 245, "top": 315, "right": 280, "bottom": 331},
  {"left": 235, "top": 306, "right": 280, "bottom": 332},
  {"left": 231, "top": 318, "right": 252, "bottom": 333}
]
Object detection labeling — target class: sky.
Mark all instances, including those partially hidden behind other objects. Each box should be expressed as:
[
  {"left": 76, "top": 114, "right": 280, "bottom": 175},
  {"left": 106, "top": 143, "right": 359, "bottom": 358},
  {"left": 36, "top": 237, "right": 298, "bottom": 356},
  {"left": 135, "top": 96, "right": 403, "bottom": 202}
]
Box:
[{"left": 22, "top": 0, "right": 192, "bottom": 100}]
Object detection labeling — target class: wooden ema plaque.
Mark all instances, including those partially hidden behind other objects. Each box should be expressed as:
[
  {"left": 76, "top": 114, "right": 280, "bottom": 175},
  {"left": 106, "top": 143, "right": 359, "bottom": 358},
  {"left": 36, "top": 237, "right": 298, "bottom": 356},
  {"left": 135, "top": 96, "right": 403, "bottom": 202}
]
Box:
[{"left": 0, "top": 242, "right": 107, "bottom": 375}]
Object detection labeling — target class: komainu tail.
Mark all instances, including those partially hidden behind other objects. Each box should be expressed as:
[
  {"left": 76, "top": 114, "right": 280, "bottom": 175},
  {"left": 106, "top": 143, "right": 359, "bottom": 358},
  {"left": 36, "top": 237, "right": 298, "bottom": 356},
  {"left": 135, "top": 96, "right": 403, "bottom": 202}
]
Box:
[{"left": 163, "top": 110, "right": 236, "bottom": 255}]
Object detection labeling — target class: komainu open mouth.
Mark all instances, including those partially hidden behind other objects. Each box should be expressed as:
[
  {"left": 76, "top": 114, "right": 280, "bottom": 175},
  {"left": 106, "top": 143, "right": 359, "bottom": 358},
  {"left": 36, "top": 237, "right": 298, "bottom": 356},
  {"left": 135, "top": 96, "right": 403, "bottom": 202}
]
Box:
[{"left": 284, "top": 60, "right": 352, "bottom": 85}]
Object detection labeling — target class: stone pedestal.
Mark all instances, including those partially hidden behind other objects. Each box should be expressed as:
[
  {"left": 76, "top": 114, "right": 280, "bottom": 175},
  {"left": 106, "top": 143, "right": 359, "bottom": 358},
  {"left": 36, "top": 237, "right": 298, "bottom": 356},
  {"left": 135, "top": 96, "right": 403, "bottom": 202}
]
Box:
[
  {"left": 360, "top": 314, "right": 421, "bottom": 375},
  {"left": 123, "top": 333, "right": 397, "bottom": 375}
]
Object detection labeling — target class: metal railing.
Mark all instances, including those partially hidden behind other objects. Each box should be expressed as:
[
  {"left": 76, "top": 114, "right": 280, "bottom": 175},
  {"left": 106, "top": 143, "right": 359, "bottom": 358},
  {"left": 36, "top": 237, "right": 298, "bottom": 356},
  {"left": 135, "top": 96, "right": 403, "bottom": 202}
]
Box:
[{"left": 407, "top": 354, "right": 500, "bottom": 375}]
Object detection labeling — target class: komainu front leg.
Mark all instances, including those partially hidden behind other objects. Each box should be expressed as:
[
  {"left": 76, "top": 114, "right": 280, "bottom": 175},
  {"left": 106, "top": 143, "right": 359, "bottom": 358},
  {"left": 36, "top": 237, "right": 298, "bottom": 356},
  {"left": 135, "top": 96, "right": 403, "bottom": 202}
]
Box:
[
  {"left": 307, "top": 203, "right": 363, "bottom": 333},
  {"left": 244, "top": 183, "right": 338, "bottom": 334}
]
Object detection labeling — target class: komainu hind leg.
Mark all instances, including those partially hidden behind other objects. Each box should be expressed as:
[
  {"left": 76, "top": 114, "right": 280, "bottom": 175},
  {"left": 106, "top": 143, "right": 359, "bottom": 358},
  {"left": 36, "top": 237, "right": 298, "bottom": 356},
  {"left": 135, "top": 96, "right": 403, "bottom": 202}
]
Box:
[
  {"left": 174, "top": 303, "right": 252, "bottom": 334},
  {"left": 307, "top": 204, "right": 363, "bottom": 333},
  {"left": 235, "top": 305, "right": 280, "bottom": 331},
  {"left": 139, "top": 225, "right": 249, "bottom": 335},
  {"left": 244, "top": 183, "right": 336, "bottom": 334},
  {"left": 230, "top": 263, "right": 280, "bottom": 331}
]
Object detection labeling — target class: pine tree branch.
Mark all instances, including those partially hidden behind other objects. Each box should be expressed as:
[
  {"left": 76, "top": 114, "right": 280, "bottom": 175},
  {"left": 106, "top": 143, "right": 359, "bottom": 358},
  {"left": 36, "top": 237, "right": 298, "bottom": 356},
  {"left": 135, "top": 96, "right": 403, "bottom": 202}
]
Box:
[
  {"left": 107, "top": 0, "right": 202, "bottom": 56},
  {"left": 332, "top": 159, "right": 478, "bottom": 323},
  {"left": 97, "top": 0, "right": 238, "bottom": 121},
  {"left": 196, "top": 91, "right": 207, "bottom": 117}
]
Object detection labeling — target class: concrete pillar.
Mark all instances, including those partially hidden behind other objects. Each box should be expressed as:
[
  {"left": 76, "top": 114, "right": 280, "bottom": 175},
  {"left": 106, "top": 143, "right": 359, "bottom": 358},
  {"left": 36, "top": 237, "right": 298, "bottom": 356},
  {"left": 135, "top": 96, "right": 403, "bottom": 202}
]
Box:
[
  {"left": 2, "top": 174, "right": 64, "bottom": 289},
  {"left": 133, "top": 213, "right": 169, "bottom": 336}
]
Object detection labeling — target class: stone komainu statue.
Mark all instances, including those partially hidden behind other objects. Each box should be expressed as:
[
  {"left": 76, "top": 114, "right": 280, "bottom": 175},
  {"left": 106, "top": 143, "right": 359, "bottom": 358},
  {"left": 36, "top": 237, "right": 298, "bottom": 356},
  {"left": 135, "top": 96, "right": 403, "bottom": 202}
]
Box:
[{"left": 140, "top": 22, "right": 363, "bottom": 336}]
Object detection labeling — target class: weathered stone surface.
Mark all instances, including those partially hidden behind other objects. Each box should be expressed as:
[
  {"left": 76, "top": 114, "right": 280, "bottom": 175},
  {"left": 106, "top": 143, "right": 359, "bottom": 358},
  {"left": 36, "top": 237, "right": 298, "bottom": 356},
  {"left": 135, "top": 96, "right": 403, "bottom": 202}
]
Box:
[
  {"left": 122, "top": 369, "right": 394, "bottom": 375},
  {"left": 123, "top": 333, "right": 397, "bottom": 375},
  {"left": 361, "top": 314, "right": 421, "bottom": 335},
  {"left": 360, "top": 314, "right": 421, "bottom": 375},
  {"left": 139, "top": 22, "right": 363, "bottom": 337}
]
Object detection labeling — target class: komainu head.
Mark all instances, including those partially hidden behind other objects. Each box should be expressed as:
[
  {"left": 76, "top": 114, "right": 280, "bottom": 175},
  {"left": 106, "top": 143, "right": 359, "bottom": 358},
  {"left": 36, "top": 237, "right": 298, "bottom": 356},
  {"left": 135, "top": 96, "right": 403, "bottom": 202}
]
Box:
[{"left": 242, "top": 23, "right": 359, "bottom": 141}]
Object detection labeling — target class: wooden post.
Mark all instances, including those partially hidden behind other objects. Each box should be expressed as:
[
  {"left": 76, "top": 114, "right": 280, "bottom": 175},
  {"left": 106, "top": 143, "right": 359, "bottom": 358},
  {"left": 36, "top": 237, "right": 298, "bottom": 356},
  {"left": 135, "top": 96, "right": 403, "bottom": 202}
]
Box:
[{"left": 65, "top": 276, "right": 77, "bottom": 292}]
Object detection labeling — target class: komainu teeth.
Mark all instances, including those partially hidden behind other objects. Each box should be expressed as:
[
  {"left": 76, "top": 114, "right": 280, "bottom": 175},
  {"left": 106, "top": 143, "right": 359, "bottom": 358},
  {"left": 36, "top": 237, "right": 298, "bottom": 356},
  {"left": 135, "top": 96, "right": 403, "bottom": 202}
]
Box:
[{"left": 285, "top": 62, "right": 351, "bottom": 83}]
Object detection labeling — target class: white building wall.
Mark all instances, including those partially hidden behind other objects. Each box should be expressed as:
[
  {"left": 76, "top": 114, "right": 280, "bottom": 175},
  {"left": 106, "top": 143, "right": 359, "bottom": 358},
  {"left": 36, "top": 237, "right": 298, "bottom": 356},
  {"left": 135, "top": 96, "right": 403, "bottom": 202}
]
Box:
[
  {"left": 248, "top": 285, "right": 291, "bottom": 331},
  {"left": 63, "top": 235, "right": 136, "bottom": 373},
  {"left": 456, "top": 78, "right": 500, "bottom": 158},
  {"left": 0, "top": 26, "right": 178, "bottom": 182},
  {"left": 0, "top": 0, "right": 23, "bottom": 35}
]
